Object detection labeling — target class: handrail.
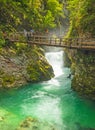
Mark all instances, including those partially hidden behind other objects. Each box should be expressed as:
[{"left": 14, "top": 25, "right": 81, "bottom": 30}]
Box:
[{"left": 7, "top": 32, "right": 95, "bottom": 50}]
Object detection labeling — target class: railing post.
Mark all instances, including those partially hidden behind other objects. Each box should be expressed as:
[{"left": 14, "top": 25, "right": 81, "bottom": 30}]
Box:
[
  {"left": 55, "top": 38, "right": 56, "bottom": 45},
  {"left": 79, "top": 37, "right": 84, "bottom": 48},
  {"left": 60, "top": 38, "right": 62, "bottom": 45},
  {"left": 50, "top": 37, "right": 52, "bottom": 44},
  {"left": 76, "top": 38, "right": 78, "bottom": 45},
  {"left": 64, "top": 38, "right": 67, "bottom": 47},
  {"left": 69, "top": 38, "right": 72, "bottom": 48}
]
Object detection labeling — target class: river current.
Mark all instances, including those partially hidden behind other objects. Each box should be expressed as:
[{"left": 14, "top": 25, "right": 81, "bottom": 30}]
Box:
[{"left": 0, "top": 50, "right": 95, "bottom": 130}]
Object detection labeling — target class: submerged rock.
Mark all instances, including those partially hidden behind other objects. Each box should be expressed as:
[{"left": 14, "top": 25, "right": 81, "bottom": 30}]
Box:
[
  {"left": 0, "top": 116, "right": 4, "bottom": 121},
  {"left": 0, "top": 44, "right": 54, "bottom": 89},
  {"left": 17, "top": 117, "right": 57, "bottom": 130}
]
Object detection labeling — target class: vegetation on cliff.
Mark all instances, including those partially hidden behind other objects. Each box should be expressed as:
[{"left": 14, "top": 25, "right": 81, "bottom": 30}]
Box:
[
  {"left": 67, "top": 0, "right": 95, "bottom": 37},
  {"left": 66, "top": 49, "right": 95, "bottom": 100},
  {"left": 0, "top": 44, "right": 54, "bottom": 89},
  {"left": 0, "top": 0, "right": 66, "bottom": 88},
  {"left": 0, "top": 0, "right": 64, "bottom": 33},
  {"left": 65, "top": 0, "right": 95, "bottom": 100},
  {"left": 0, "top": 0, "right": 65, "bottom": 88}
]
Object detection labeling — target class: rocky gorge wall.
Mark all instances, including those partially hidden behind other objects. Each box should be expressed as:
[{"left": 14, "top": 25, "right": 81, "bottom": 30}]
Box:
[
  {"left": 0, "top": 43, "right": 54, "bottom": 89},
  {"left": 65, "top": 49, "right": 95, "bottom": 100}
]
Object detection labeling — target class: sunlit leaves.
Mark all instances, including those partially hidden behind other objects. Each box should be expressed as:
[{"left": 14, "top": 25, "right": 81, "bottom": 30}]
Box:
[
  {"left": 0, "top": 0, "right": 65, "bottom": 32},
  {"left": 67, "top": 0, "right": 95, "bottom": 36},
  {"left": 42, "top": 10, "right": 56, "bottom": 29},
  {"left": 47, "top": 0, "right": 64, "bottom": 18}
]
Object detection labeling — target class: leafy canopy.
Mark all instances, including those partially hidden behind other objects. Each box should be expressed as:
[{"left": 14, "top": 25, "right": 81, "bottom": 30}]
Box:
[{"left": 67, "top": 0, "right": 95, "bottom": 37}]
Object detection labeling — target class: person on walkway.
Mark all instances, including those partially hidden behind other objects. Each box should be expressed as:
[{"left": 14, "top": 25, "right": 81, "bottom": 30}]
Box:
[{"left": 24, "top": 29, "right": 27, "bottom": 37}]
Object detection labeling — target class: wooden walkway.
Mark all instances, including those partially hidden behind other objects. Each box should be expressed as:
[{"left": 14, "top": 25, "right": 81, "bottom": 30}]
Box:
[{"left": 8, "top": 32, "right": 95, "bottom": 50}]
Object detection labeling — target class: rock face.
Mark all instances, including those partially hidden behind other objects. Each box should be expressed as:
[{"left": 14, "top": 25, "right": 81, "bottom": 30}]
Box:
[
  {"left": 65, "top": 49, "right": 95, "bottom": 100},
  {"left": 0, "top": 43, "right": 54, "bottom": 89}
]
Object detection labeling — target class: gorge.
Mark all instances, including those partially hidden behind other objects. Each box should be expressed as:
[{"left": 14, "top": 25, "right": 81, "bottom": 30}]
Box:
[
  {"left": 0, "top": 0, "right": 95, "bottom": 129},
  {"left": 0, "top": 48, "right": 95, "bottom": 130}
]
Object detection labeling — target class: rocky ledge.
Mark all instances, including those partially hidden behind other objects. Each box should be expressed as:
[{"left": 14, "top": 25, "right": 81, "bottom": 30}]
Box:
[{"left": 0, "top": 43, "right": 54, "bottom": 89}]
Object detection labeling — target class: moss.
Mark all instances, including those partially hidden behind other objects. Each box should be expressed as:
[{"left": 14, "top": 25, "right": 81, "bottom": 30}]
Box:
[
  {"left": 70, "top": 50, "right": 95, "bottom": 100},
  {"left": 25, "top": 45, "right": 54, "bottom": 82},
  {"left": 0, "top": 44, "right": 54, "bottom": 88},
  {"left": 72, "top": 74, "right": 95, "bottom": 99},
  {"left": 2, "top": 74, "right": 15, "bottom": 88},
  {"left": 17, "top": 116, "right": 57, "bottom": 130},
  {"left": 15, "top": 43, "right": 28, "bottom": 55},
  {"left": 27, "top": 63, "right": 40, "bottom": 82},
  {"left": 26, "top": 59, "right": 54, "bottom": 82}
]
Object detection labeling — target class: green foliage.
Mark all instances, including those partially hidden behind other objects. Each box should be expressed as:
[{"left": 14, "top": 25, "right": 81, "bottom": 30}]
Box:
[
  {"left": 0, "top": 1, "right": 23, "bottom": 30},
  {"left": 15, "top": 43, "right": 28, "bottom": 54},
  {"left": 41, "top": 10, "right": 56, "bottom": 30},
  {"left": 67, "top": 0, "right": 95, "bottom": 37},
  {"left": 0, "top": 0, "right": 64, "bottom": 33},
  {"left": 27, "top": 59, "right": 54, "bottom": 82},
  {"left": 27, "top": 63, "right": 40, "bottom": 82},
  {"left": 47, "top": 0, "right": 63, "bottom": 17},
  {"left": 0, "top": 31, "right": 5, "bottom": 48},
  {"left": 26, "top": 45, "right": 54, "bottom": 82}
]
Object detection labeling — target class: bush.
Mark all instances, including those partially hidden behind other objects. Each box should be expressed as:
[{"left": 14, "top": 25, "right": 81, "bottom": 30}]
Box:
[{"left": 0, "top": 31, "right": 6, "bottom": 48}]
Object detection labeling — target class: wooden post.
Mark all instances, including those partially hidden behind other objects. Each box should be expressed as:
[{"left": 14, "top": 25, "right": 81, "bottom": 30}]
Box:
[
  {"left": 69, "top": 38, "right": 72, "bottom": 48},
  {"left": 55, "top": 38, "right": 56, "bottom": 45},
  {"left": 50, "top": 37, "right": 52, "bottom": 44},
  {"left": 60, "top": 38, "right": 62, "bottom": 45}
]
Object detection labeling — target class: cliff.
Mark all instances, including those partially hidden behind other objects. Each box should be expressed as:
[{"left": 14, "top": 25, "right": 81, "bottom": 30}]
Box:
[
  {"left": 0, "top": 43, "right": 54, "bottom": 89},
  {"left": 64, "top": 0, "right": 95, "bottom": 100},
  {"left": 65, "top": 49, "right": 95, "bottom": 100}
]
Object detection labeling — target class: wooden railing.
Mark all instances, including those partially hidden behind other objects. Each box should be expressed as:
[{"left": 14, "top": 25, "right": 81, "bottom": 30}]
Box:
[{"left": 8, "top": 32, "right": 95, "bottom": 50}]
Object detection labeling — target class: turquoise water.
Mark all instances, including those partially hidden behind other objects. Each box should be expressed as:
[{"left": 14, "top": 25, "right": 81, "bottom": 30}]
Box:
[{"left": 0, "top": 51, "right": 95, "bottom": 130}]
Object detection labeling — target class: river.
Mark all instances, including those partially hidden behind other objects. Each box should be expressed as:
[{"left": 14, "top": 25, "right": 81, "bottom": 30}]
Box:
[{"left": 0, "top": 49, "right": 95, "bottom": 130}]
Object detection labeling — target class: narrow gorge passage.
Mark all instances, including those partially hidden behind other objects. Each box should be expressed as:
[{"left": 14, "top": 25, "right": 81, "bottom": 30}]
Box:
[{"left": 0, "top": 49, "right": 95, "bottom": 130}]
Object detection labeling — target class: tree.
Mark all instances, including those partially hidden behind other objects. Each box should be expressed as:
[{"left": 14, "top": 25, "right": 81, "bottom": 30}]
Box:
[
  {"left": 0, "top": 0, "right": 65, "bottom": 32},
  {"left": 67, "top": 0, "right": 95, "bottom": 37}
]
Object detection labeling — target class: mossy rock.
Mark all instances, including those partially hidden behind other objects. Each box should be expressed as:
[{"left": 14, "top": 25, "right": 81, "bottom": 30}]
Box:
[
  {"left": 71, "top": 64, "right": 95, "bottom": 100},
  {"left": 0, "top": 44, "right": 54, "bottom": 89},
  {"left": 17, "top": 117, "right": 57, "bottom": 130},
  {"left": 66, "top": 49, "right": 95, "bottom": 100},
  {"left": 27, "top": 64, "right": 40, "bottom": 82},
  {"left": 2, "top": 74, "right": 15, "bottom": 88},
  {"left": 26, "top": 58, "right": 54, "bottom": 82}
]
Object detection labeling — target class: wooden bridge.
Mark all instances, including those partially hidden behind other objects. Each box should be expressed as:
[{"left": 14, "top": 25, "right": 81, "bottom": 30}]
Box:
[{"left": 8, "top": 32, "right": 95, "bottom": 50}]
